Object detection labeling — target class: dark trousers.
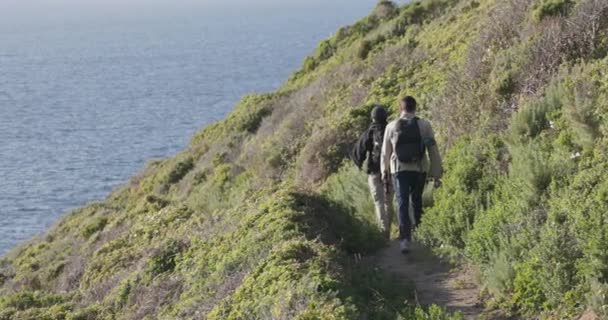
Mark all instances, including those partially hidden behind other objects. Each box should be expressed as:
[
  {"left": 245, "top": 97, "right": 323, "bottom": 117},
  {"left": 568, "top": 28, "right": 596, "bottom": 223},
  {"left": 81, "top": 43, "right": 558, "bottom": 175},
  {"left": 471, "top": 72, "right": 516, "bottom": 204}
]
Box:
[{"left": 393, "top": 171, "right": 427, "bottom": 241}]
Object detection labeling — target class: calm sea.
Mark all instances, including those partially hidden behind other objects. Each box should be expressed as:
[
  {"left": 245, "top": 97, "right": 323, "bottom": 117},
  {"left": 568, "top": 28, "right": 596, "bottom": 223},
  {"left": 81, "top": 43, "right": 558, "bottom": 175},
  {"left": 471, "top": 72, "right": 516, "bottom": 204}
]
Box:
[{"left": 0, "top": 1, "right": 377, "bottom": 255}]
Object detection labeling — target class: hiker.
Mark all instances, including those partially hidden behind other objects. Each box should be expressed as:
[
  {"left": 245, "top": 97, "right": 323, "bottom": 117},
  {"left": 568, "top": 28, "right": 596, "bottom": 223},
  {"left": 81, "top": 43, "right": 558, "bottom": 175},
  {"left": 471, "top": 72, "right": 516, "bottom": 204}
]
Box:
[
  {"left": 381, "top": 96, "right": 442, "bottom": 253},
  {"left": 351, "top": 105, "right": 395, "bottom": 239}
]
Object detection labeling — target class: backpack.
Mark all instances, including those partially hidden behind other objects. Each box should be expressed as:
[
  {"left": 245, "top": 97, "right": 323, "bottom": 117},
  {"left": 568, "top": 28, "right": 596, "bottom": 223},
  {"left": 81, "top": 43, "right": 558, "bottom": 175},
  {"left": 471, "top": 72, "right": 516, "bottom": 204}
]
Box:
[
  {"left": 395, "top": 117, "right": 424, "bottom": 163},
  {"left": 369, "top": 125, "right": 385, "bottom": 170}
]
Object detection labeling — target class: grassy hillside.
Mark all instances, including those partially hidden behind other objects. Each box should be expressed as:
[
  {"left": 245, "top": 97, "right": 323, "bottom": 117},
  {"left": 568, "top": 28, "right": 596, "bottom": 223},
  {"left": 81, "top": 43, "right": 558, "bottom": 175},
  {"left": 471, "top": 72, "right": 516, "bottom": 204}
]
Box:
[{"left": 1, "top": 0, "right": 607, "bottom": 319}]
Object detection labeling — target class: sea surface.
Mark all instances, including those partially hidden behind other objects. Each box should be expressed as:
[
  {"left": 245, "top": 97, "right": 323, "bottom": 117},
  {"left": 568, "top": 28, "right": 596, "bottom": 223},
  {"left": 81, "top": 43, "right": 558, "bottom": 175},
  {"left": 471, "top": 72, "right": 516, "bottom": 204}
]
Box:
[{"left": 0, "top": 0, "right": 378, "bottom": 255}]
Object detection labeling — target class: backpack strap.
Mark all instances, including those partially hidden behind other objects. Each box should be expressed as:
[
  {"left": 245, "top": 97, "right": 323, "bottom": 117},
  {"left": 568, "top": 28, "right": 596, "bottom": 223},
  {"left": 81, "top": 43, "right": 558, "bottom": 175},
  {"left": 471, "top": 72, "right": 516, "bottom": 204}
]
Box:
[
  {"left": 413, "top": 117, "right": 426, "bottom": 172},
  {"left": 367, "top": 127, "right": 374, "bottom": 157}
]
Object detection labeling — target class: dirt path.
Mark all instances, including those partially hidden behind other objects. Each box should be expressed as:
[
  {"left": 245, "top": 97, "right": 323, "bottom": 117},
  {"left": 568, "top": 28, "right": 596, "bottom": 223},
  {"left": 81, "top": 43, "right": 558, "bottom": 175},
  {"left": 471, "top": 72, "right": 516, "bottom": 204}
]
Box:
[{"left": 374, "top": 240, "right": 484, "bottom": 319}]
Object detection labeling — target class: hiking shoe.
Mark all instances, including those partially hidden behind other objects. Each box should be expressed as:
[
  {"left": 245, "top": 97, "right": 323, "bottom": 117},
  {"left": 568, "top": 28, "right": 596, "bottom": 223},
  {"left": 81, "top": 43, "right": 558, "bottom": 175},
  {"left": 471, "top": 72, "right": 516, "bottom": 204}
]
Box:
[{"left": 399, "top": 239, "right": 410, "bottom": 254}]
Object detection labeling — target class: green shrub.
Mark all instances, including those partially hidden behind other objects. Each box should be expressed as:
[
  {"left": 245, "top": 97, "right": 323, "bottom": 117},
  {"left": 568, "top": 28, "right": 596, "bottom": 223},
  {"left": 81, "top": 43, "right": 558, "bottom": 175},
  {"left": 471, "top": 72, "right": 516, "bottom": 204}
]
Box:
[
  {"left": 418, "top": 136, "right": 503, "bottom": 253},
  {"left": 66, "top": 304, "right": 103, "bottom": 320},
  {"left": 300, "top": 57, "right": 317, "bottom": 75},
  {"left": 373, "top": 1, "right": 399, "bottom": 20},
  {"left": 509, "top": 83, "right": 565, "bottom": 141},
  {"left": 357, "top": 39, "right": 374, "bottom": 60},
  {"left": 483, "top": 244, "right": 515, "bottom": 301},
  {"left": 404, "top": 305, "right": 465, "bottom": 320},
  {"left": 81, "top": 217, "right": 108, "bottom": 239},
  {"left": 166, "top": 157, "right": 194, "bottom": 185},
  {"left": 357, "top": 35, "right": 387, "bottom": 60},
  {"left": 396, "top": 0, "right": 459, "bottom": 27},
  {"left": 464, "top": 178, "right": 531, "bottom": 264},
  {"left": 352, "top": 16, "right": 380, "bottom": 37},
  {"left": 533, "top": 0, "right": 574, "bottom": 22},
  {"left": 533, "top": 221, "right": 581, "bottom": 309},
  {"left": 490, "top": 51, "right": 519, "bottom": 98},
  {"left": 511, "top": 261, "right": 546, "bottom": 312},
  {"left": 0, "top": 291, "right": 67, "bottom": 311},
  {"left": 238, "top": 107, "right": 272, "bottom": 133},
  {"left": 507, "top": 144, "right": 556, "bottom": 193},
  {"left": 146, "top": 239, "right": 185, "bottom": 279},
  {"left": 398, "top": 2, "right": 427, "bottom": 25},
  {"left": 588, "top": 279, "right": 608, "bottom": 318},
  {"left": 316, "top": 39, "right": 335, "bottom": 61},
  {"left": 145, "top": 194, "right": 170, "bottom": 208},
  {"left": 115, "top": 278, "right": 135, "bottom": 309},
  {"left": 551, "top": 159, "right": 608, "bottom": 286},
  {"left": 563, "top": 74, "right": 605, "bottom": 150}
]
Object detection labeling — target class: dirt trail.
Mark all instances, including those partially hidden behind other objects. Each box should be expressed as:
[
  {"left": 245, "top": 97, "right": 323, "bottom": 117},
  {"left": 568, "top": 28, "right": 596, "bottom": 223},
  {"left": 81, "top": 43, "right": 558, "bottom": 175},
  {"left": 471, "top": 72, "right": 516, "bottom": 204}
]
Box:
[{"left": 374, "top": 240, "right": 484, "bottom": 319}]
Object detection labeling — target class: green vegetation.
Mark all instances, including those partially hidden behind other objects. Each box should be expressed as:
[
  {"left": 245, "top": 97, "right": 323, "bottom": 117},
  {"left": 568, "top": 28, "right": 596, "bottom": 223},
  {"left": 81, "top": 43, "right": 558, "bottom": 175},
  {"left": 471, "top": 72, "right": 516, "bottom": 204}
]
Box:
[
  {"left": 1, "top": 0, "right": 608, "bottom": 319},
  {"left": 419, "top": 49, "right": 608, "bottom": 318},
  {"left": 533, "top": 0, "right": 575, "bottom": 21}
]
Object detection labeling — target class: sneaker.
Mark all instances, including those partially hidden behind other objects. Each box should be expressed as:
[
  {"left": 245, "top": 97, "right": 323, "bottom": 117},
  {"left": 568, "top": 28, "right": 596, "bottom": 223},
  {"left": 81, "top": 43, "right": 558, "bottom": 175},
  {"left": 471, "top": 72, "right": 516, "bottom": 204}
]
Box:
[{"left": 399, "top": 239, "right": 410, "bottom": 254}]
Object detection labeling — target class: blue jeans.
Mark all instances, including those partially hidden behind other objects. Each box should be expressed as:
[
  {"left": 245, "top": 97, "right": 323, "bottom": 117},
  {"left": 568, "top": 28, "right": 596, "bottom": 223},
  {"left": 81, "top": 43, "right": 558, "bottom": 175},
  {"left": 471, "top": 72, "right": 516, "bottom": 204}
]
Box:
[{"left": 393, "top": 171, "right": 426, "bottom": 241}]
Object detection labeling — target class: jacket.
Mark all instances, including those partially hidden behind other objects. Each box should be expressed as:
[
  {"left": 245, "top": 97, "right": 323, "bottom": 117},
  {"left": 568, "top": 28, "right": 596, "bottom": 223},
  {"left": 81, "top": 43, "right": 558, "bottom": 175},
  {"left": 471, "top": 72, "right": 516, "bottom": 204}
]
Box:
[
  {"left": 351, "top": 122, "right": 387, "bottom": 174},
  {"left": 380, "top": 112, "right": 443, "bottom": 178}
]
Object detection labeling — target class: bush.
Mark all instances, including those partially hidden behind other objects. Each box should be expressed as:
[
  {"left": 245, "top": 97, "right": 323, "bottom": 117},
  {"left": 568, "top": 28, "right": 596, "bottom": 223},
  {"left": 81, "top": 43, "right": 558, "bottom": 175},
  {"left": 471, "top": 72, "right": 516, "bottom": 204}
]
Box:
[
  {"left": 511, "top": 261, "right": 546, "bottom": 312},
  {"left": 508, "top": 144, "right": 556, "bottom": 193},
  {"left": 357, "top": 39, "right": 374, "bottom": 60},
  {"left": 490, "top": 51, "right": 519, "bottom": 98},
  {"left": 0, "top": 291, "right": 67, "bottom": 311},
  {"left": 552, "top": 159, "right": 608, "bottom": 284},
  {"left": 66, "top": 304, "right": 103, "bottom": 320},
  {"left": 373, "top": 1, "right": 399, "bottom": 20},
  {"left": 509, "top": 83, "right": 565, "bottom": 141},
  {"left": 146, "top": 239, "right": 185, "bottom": 279},
  {"left": 238, "top": 107, "right": 272, "bottom": 134},
  {"left": 316, "top": 39, "right": 335, "bottom": 61},
  {"left": 81, "top": 217, "right": 108, "bottom": 239},
  {"left": 165, "top": 157, "right": 194, "bottom": 185},
  {"left": 352, "top": 16, "right": 380, "bottom": 37},
  {"left": 398, "top": 2, "right": 427, "bottom": 25},
  {"left": 533, "top": 0, "right": 574, "bottom": 21},
  {"left": 464, "top": 178, "right": 530, "bottom": 264},
  {"left": 483, "top": 244, "right": 516, "bottom": 300},
  {"left": 588, "top": 279, "right": 608, "bottom": 318},
  {"left": 533, "top": 220, "right": 581, "bottom": 309},
  {"left": 417, "top": 136, "right": 503, "bottom": 253}
]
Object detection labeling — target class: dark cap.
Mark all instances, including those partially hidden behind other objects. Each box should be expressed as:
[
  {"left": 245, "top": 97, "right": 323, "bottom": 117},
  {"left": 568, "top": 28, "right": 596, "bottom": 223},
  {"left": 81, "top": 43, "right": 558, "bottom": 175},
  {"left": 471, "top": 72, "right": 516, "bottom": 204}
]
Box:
[{"left": 371, "top": 105, "right": 388, "bottom": 123}]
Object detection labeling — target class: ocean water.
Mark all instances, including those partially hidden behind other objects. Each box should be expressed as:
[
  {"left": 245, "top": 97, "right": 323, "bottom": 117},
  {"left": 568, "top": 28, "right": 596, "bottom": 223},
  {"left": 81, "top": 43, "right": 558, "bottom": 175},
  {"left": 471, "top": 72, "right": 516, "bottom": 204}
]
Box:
[{"left": 0, "top": 1, "right": 377, "bottom": 255}]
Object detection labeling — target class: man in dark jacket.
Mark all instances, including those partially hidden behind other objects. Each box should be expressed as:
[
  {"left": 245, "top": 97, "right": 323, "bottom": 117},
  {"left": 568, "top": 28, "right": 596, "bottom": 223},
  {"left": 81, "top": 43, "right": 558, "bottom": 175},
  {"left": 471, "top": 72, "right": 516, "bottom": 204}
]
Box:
[{"left": 351, "top": 105, "right": 394, "bottom": 239}]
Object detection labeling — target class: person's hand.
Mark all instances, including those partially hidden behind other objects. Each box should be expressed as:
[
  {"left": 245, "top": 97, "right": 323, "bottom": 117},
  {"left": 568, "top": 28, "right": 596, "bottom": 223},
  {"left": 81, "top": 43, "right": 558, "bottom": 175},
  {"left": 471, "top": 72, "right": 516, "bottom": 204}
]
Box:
[{"left": 433, "top": 178, "right": 442, "bottom": 188}]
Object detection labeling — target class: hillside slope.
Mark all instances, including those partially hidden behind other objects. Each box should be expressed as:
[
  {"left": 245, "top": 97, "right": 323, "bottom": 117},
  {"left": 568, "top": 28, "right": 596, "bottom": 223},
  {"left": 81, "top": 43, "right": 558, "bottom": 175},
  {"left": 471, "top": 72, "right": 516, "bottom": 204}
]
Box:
[{"left": 1, "top": 0, "right": 608, "bottom": 319}]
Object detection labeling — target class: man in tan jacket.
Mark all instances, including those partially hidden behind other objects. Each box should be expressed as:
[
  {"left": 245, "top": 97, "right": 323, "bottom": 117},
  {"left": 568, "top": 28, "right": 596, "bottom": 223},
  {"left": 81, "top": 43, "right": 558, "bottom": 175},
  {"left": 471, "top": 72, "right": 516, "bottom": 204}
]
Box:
[{"left": 381, "top": 96, "right": 443, "bottom": 253}]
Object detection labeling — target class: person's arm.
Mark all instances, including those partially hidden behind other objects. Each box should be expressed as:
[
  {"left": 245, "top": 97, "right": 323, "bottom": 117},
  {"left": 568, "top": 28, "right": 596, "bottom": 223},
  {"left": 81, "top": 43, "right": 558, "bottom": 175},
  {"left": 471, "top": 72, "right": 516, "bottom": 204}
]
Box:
[
  {"left": 381, "top": 123, "right": 393, "bottom": 178},
  {"left": 423, "top": 121, "right": 443, "bottom": 179},
  {"left": 351, "top": 128, "right": 371, "bottom": 170}
]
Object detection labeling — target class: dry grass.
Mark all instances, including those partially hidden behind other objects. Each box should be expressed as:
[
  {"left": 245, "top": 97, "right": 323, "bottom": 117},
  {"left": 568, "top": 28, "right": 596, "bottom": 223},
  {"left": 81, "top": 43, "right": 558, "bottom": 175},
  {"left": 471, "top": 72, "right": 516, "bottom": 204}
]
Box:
[
  {"left": 55, "top": 247, "right": 86, "bottom": 293},
  {"left": 128, "top": 276, "right": 184, "bottom": 320}
]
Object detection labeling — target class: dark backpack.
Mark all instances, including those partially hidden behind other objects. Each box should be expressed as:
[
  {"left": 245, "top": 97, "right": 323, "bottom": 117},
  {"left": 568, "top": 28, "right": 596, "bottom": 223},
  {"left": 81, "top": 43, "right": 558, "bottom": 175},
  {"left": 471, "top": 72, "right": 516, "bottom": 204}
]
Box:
[
  {"left": 395, "top": 117, "right": 424, "bottom": 163},
  {"left": 369, "top": 126, "right": 385, "bottom": 170}
]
